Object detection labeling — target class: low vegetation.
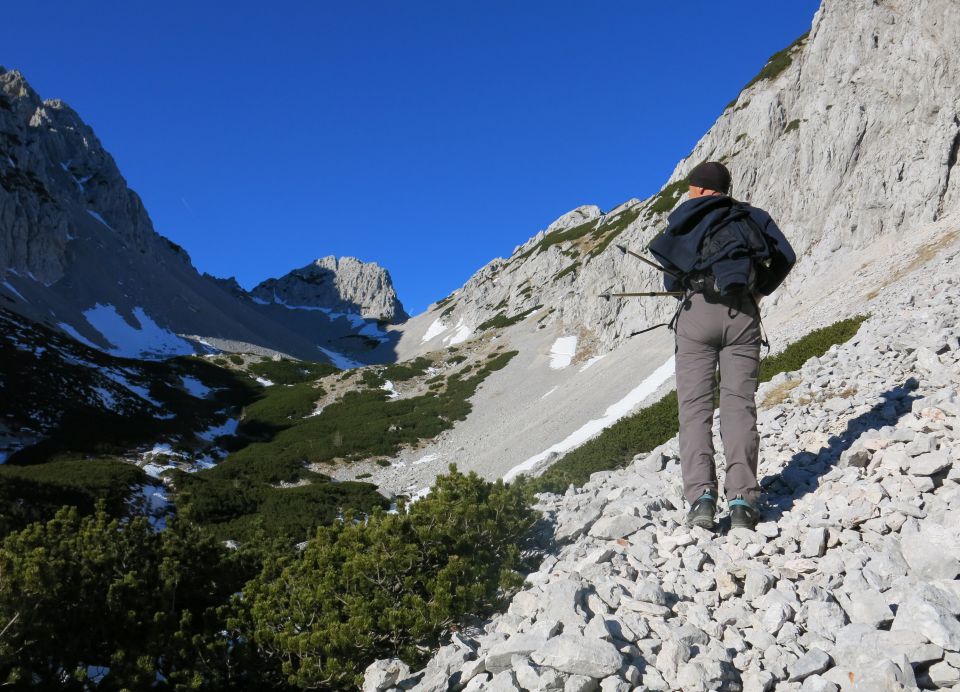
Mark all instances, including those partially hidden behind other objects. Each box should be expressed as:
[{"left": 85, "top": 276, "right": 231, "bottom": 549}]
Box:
[
  {"left": 177, "top": 350, "right": 519, "bottom": 542},
  {"left": 0, "top": 469, "right": 536, "bottom": 689},
  {"left": 726, "top": 32, "right": 809, "bottom": 110},
  {"left": 527, "top": 315, "right": 868, "bottom": 493},
  {"left": 478, "top": 305, "right": 543, "bottom": 331}
]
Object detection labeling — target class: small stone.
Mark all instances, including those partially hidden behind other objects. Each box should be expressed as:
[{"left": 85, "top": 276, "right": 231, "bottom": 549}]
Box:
[
  {"left": 716, "top": 570, "right": 740, "bottom": 599},
  {"left": 799, "top": 674, "right": 838, "bottom": 692},
  {"left": 632, "top": 579, "right": 668, "bottom": 606},
  {"left": 563, "top": 674, "right": 599, "bottom": 692},
  {"left": 486, "top": 670, "right": 521, "bottom": 692},
  {"left": 589, "top": 514, "right": 646, "bottom": 540},
  {"left": 531, "top": 634, "right": 624, "bottom": 679},
  {"left": 742, "top": 668, "right": 775, "bottom": 692},
  {"left": 801, "top": 528, "right": 828, "bottom": 558},
  {"left": 362, "top": 658, "right": 410, "bottom": 692},
  {"left": 927, "top": 660, "right": 960, "bottom": 687},
  {"left": 909, "top": 451, "right": 952, "bottom": 476},
  {"left": 787, "top": 648, "right": 832, "bottom": 682},
  {"left": 892, "top": 590, "right": 960, "bottom": 650},
  {"left": 761, "top": 601, "right": 793, "bottom": 635}
]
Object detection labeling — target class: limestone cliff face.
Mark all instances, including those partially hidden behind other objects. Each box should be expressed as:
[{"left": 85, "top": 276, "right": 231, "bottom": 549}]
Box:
[
  {"left": 0, "top": 67, "right": 401, "bottom": 363},
  {"left": 252, "top": 256, "right": 407, "bottom": 323},
  {"left": 408, "top": 0, "right": 960, "bottom": 352}
]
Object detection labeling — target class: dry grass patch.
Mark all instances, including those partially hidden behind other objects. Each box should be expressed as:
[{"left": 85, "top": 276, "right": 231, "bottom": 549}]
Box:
[
  {"left": 865, "top": 228, "right": 960, "bottom": 300},
  {"left": 762, "top": 377, "right": 802, "bottom": 407}
]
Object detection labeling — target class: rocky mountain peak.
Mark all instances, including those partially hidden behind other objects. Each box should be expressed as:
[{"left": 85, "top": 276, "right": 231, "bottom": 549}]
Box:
[{"left": 251, "top": 255, "right": 407, "bottom": 323}]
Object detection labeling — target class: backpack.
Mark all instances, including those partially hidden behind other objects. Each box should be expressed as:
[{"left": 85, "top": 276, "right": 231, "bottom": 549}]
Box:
[{"left": 684, "top": 204, "right": 773, "bottom": 299}]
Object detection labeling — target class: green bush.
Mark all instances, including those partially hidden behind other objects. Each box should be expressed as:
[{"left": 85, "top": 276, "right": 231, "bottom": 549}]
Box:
[
  {"left": 228, "top": 354, "right": 244, "bottom": 365},
  {"left": 478, "top": 305, "right": 542, "bottom": 331},
  {"left": 236, "top": 467, "right": 536, "bottom": 689},
  {"left": 0, "top": 458, "right": 147, "bottom": 536},
  {"left": 380, "top": 356, "right": 433, "bottom": 382},
  {"left": 527, "top": 315, "right": 867, "bottom": 494},
  {"left": 248, "top": 358, "right": 338, "bottom": 385},
  {"left": 178, "top": 352, "right": 519, "bottom": 541},
  {"left": 0, "top": 506, "right": 257, "bottom": 688}
]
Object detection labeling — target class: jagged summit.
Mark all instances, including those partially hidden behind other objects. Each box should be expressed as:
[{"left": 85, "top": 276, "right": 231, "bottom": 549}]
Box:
[{"left": 252, "top": 255, "right": 407, "bottom": 323}]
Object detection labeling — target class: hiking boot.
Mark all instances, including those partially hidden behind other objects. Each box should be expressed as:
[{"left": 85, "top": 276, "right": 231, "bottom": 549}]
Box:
[
  {"left": 729, "top": 496, "right": 759, "bottom": 530},
  {"left": 686, "top": 491, "right": 716, "bottom": 529}
]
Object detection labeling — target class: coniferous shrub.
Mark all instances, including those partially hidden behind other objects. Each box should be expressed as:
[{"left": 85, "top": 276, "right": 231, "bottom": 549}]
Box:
[
  {"left": 236, "top": 466, "right": 536, "bottom": 689},
  {"left": 0, "top": 506, "right": 258, "bottom": 689}
]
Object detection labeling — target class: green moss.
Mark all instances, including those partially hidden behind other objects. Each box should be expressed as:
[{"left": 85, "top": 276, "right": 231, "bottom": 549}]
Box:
[
  {"left": 588, "top": 206, "right": 644, "bottom": 258},
  {"left": 647, "top": 177, "right": 689, "bottom": 217},
  {"left": 745, "top": 32, "right": 808, "bottom": 89},
  {"left": 516, "top": 218, "right": 599, "bottom": 260},
  {"left": 552, "top": 263, "right": 580, "bottom": 282},
  {"left": 478, "top": 306, "right": 543, "bottom": 331},
  {"left": 525, "top": 315, "right": 868, "bottom": 494},
  {"left": 735, "top": 133, "right": 748, "bottom": 143},
  {"left": 726, "top": 32, "right": 809, "bottom": 112},
  {"left": 784, "top": 119, "right": 801, "bottom": 134}
]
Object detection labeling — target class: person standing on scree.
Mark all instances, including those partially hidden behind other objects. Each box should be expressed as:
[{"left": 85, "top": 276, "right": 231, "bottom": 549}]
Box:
[{"left": 648, "top": 161, "right": 796, "bottom": 530}]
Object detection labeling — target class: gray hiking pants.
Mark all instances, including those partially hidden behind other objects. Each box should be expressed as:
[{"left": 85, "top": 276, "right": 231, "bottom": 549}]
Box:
[{"left": 675, "top": 292, "right": 762, "bottom": 505}]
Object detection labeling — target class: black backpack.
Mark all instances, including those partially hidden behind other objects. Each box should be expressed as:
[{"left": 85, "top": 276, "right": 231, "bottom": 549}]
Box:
[{"left": 684, "top": 204, "right": 773, "bottom": 298}]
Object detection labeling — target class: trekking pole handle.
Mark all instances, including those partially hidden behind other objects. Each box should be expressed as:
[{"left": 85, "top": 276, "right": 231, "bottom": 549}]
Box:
[{"left": 615, "top": 244, "right": 681, "bottom": 278}]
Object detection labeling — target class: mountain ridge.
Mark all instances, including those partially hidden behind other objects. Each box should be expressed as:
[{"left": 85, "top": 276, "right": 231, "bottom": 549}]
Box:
[{"left": 0, "top": 66, "right": 403, "bottom": 364}]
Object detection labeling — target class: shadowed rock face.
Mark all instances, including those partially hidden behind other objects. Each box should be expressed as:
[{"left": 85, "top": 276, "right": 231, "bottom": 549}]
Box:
[
  {"left": 0, "top": 67, "right": 402, "bottom": 364},
  {"left": 252, "top": 256, "right": 407, "bottom": 323}
]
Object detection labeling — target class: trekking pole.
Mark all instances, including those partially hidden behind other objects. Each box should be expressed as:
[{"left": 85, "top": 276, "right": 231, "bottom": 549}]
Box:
[
  {"left": 614, "top": 244, "right": 681, "bottom": 278},
  {"left": 599, "top": 291, "right": 685, "bottom": 300}
]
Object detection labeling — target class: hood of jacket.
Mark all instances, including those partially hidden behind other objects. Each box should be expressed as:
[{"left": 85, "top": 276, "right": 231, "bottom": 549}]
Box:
[{"left": 647, "top": 195, "right": 737, "bottom": 273}]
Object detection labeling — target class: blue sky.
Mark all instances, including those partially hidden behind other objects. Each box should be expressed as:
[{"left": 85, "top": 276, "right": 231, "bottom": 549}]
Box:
[{"left": 6, "top": 1, "right": 819, "bottom": 314}]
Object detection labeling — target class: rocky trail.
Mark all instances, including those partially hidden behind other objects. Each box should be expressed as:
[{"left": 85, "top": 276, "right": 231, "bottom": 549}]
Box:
[{"left": 364, "top": 252, "right": 960, "bottom": 690}]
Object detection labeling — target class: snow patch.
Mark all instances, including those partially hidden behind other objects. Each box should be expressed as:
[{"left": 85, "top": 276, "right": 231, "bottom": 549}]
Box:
[
  {"left": 504, "top": 356, "right": 676, "bottom": 482},
  {"left": 198, "top": 418, "right": 239, "bottom": 442},
  {"left": 57, "top": 321, "right": 100, "bottom": 349},
  {"left": 382, "top": 380, "right": 399, "bottom": 399},
  {"left": 101, "top": 368, "right": 163, "bottom": 408},
  {"left": 549, "top": 336, "right": 578, "bottom": 370},
  {"left": 422, "top": 318, "right": 447, "bottom": 343},
  {"left": 540, "top": 386, "right": 559, "bottom": 400},
  {"left": 180, "top": 375, "right": 211, "bottom": 398},
  {"left": 443, "top": 319, "right": 472, "bottom": 346},
  {"left": 318, "top": 346, "right": 364, "bottom": 369},
  {"left": 1, "top": 280, "right": 26, "bottom": 302},
  {"left": 255, "top": 376, "right": 275, "bottom": 387},
  {"left": 82, "top": 304, "right": 194, "bottom": 358},
  {"left": 93, "top": 386, "right": 118, "bottom": 410},
  {"left": 86, "top": 209, "right": 114, "bottom": 231},
  {"left": 579, "top": 354, "right": 607, "bottom": 372},
  {"left": 413, "top": 453, "right": 439, "bottom": 466}
]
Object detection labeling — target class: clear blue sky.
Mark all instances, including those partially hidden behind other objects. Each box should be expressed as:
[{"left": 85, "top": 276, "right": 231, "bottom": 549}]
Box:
[{"left": 6, "top": 1, "right": 819, "bottom": 314}]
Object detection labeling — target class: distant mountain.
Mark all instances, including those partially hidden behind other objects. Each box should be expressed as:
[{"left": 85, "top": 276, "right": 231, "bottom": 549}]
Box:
[
  {"left": 252, "top": 255, "right": 407, "bottom": 323},
  {"left": 0, "top": 68, "right": 401, "bottom": 364}
]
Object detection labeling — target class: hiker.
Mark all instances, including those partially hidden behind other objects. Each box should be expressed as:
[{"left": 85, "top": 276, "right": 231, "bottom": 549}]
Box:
[{"left": 648, "top": 161, "right": 796, "bottom": 530}]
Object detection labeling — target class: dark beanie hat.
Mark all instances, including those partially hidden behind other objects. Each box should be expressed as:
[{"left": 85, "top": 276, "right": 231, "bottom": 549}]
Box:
[{"left": 688, "top": 161, "right": 731, "bottom": 194}]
